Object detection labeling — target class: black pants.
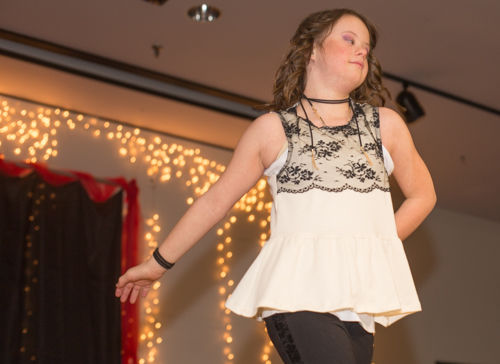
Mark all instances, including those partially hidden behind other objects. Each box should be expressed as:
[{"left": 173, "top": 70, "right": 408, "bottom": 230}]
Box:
[{"left": 264, "top": 311, "right": 374, "bottom": 364}]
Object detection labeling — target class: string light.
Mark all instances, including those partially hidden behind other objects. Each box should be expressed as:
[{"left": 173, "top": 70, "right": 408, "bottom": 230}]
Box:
[
  {"left": 0, "top": 95, "right": 275, "bottom": 363},
  {"left": 234, "top": 181, "right": 274, "bottom": 363},
  {"left": 0, "top": 101, "right": 61, "bottom": 163},
  {"left": 138, "top": 213, "right": 164, "bottom": 364}
]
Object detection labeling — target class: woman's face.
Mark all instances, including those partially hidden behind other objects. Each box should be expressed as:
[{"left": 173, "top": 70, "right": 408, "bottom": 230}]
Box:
[{"left": 309, "top": 15, "right": 371, "bottom": 92}]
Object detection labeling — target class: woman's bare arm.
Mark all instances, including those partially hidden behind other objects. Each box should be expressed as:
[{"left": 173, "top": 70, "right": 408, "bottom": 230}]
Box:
[
  {"left": 379, "top": 107, "right": 437, "bottom": 241},
  {"left": 155, "top": 113, "right": 285, "bottom": 263},
  {"left": 115, "top": 112, "right": 285, "bottom": 303}
]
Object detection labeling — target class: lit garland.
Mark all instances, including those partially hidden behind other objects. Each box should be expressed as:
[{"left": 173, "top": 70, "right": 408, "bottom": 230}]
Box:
[
  {"left": 0, "top": 94, "right": 274, "bottom": 363},
  {"left": 0, "top": 99, "right": 61, "bottom": 163},
  {"left": 215, "top": 214, "right": 236, "bottom": 363},
  {"left": 213, "top": 184, "right": 274, "bottom": 364},
  {"left": 139, "top": 213, "right": 163, "bottom": 364},
  {"left": 230, "top": 182, "right": 274, "bottom": 364},
  {"left": 20, "top": 182, "right": 48, "bottom": 362}
]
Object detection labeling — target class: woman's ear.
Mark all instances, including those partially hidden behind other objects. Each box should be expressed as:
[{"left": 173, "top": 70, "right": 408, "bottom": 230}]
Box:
[{"left": 310, "top": 45, "right": 317, "bottom": 62}]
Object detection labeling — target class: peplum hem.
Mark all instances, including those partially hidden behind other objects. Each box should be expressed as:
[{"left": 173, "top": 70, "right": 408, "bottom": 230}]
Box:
[{"left": 225, "top": 234, "right": 421, "bottom": 328}]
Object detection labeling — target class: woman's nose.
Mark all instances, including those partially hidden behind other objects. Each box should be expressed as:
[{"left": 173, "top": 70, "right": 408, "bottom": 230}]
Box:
[{"left": 357, "top": 46, "right": 368, "bottom": 58}]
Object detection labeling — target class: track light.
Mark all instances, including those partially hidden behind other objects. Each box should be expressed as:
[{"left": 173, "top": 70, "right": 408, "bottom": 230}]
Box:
[
  {"left": 142, "top": 0, "right": 168, "bottom": 5},
  {"left": 188, "top": 4, "right": 220, "bottom": 22},
  {"left": 396, "top": 83, "right": 425, "bottom": 123}
]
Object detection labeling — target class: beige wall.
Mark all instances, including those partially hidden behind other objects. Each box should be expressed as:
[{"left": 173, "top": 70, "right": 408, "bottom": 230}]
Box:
[{"left": 373, "top": 207, "right": 500, "bottom": 364}]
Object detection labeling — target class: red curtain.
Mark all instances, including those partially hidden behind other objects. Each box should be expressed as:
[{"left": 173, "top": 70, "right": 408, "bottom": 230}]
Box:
[{"left": 0, "top": 158, "right": 139, "bottom": 364}]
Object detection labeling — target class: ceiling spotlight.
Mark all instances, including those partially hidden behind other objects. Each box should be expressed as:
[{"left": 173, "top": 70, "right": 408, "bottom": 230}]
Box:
[
  {"left": 188, "top": 4, "right": 220, "bottom": 22},
  {"left": 142, "top": 0, "right": 168, "bottom": 5},
  {"left": 396, "top": 83, "right": 425, "bottom": 123}
]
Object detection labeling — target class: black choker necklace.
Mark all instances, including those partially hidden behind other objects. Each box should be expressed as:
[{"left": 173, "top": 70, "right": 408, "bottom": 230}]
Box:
[{"left": 303, "top": 95, "right": 350, "bottom": 104}]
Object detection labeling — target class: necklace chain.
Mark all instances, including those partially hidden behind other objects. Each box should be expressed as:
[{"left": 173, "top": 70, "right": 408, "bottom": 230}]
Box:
[
  {"left": 309, "top": 104, "right": 327, "bottom": 127},
  {"left": 304, "top": 95, "right": 351, "bottom": 128},
  {"left": 302, "top": 96, "right": 373, "bottom": 166}
]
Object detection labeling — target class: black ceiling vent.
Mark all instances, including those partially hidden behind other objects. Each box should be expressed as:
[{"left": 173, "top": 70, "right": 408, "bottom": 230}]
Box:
[{"left": 142, "top": 0, "right": 168, "bottom": 5}]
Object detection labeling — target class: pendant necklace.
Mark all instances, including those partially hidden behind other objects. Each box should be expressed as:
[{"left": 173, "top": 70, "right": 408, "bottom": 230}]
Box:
[{"left": 303, "top": 95, "right": 373, "bottom": 166}]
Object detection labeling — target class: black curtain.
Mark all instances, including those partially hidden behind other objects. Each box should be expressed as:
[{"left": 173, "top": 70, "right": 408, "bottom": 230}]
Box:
[{"left": 0, "top": 172, "right": 122, "bottom": 364}]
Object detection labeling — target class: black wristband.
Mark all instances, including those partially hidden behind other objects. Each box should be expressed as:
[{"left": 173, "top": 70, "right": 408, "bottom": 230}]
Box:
[{"left": 153, "top": 248, "right": 175, "bottom": 270}]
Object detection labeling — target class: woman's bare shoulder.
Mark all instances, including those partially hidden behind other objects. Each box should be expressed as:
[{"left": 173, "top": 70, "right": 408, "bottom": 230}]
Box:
[
  {"left": 248, "top": 111, "right": 287, "bottom": 168},
  {"left": 378, "top": 106, "right": 404, "bottom": 128},
  {"left": 378, "top": 106, "right": 412, "bottom": 153},
  {"left": 252, "top": 111, "right": 283, "bottom": 129}
]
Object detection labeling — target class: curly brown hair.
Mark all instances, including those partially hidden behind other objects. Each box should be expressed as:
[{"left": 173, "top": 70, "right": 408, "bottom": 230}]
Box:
[{"left": 267, "top": 9, "right": 391, "bottom": 111}]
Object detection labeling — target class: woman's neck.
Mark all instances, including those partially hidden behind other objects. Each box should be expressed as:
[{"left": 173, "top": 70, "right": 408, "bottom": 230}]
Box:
[
  {"left": 299, "top": 98, "right": 353, "bottom": 127},
  {"left": 301, "top": 80, "right": 354, "bottom": 124},
  {"left": 303, "top": 81, "right": 351, "bottom": 100}
]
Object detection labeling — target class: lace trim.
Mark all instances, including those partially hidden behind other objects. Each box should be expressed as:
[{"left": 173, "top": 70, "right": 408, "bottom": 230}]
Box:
[
  {"left": 270, "top": 314, "right": 304, "bottom": 364},
  {"left": 277, "top": 182, "right": 390, "bottom": 194}
]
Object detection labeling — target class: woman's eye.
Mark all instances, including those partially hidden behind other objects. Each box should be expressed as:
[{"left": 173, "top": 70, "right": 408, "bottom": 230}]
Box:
[{"left": 343, "top": 36, "right": 355, "bottom": 44}]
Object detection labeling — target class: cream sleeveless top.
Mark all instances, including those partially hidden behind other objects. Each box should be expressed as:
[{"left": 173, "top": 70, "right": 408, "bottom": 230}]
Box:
[{"left": 225, "top": 102, "right": 421, "bottom": 333}]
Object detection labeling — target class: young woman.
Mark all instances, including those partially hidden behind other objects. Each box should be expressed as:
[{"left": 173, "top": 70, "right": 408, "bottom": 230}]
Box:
[{"left": 115, "top": 8, "right": 436, "bottom": 364}]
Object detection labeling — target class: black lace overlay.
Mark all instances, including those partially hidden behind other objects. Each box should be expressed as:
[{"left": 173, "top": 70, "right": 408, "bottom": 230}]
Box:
[
  {"left": 282, "top": 121, "right": 301, "bottom": 138},
  {"left": 266, "top": 313, "right": 304, "bottom": 364},
  {"left": 297, "top": 139, "right": 344, "bottom": 160},
  {"left": 276, "top": 102, "right": 390, "bottom": 194},
  {"left": 362, "top": 141, "right": 384, "bottom": 159},
  {"left": 278, "top": 162, "right": 323, "bottom": 185},
  {"left": 370, "top": 107, "right": 381, "bottom": 128},
  {"left": 336, "top": 159, "right": 381, "bottom": 183}
]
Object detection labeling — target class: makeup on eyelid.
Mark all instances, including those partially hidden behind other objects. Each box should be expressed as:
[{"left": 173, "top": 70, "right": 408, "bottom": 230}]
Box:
[{"left": 341, "top": 31, "right": 370, "bottom": 52}]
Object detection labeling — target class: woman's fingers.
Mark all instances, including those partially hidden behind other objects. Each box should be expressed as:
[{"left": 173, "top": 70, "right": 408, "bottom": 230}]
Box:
[
  {"left": 115, "top": 262, "right": 158, "bottom": 303},
  {"left": 116, "top": 272, "right": 130, "bottom": 289},
  {"left": 120, "top": 283, "right": 134, "bottom": 303},
  {"left": 115, "top": 281, "right": 145, "bottom": 304},
  {"left": 115, "top": 274, "right": 129, "bottom": 298},
  {"left": 130, "top": 286, "right": 141, "bottom": 304}
]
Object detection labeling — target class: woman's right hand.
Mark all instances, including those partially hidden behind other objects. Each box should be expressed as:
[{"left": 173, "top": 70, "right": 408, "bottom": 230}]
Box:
[{"left": 115, "top": 258, "right": 167, "bottom": 304}]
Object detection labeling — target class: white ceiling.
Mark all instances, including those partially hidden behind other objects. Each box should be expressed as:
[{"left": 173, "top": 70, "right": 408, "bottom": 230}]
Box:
[{"left": 0, "top": 0, "right": 499, "bottom": 221}]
